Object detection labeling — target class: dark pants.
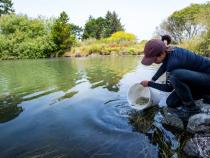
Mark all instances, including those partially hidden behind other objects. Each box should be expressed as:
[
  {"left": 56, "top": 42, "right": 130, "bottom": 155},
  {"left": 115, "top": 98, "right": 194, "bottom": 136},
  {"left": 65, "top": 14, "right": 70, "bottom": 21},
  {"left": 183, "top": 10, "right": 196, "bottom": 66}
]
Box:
[{"left": 166, "top": 69, "right": 210, "bottom": 108}]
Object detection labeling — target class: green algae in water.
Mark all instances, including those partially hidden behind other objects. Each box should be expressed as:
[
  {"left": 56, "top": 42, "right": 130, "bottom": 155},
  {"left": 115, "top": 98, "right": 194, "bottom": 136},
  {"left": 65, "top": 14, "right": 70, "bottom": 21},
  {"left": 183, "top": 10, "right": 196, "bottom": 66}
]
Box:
[{"left": 135, "top": 97, "right": 149, "bottom": 105}]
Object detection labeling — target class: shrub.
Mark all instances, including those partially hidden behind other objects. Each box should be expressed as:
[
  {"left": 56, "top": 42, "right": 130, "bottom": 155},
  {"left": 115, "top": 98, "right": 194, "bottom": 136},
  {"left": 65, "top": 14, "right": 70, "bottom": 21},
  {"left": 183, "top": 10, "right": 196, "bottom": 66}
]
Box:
[
  {"left": 178, "top": 36, "right": 204, "bottom": 54},
  {"left": 107, "top": 31, "right": 137, "bottom": 42}
]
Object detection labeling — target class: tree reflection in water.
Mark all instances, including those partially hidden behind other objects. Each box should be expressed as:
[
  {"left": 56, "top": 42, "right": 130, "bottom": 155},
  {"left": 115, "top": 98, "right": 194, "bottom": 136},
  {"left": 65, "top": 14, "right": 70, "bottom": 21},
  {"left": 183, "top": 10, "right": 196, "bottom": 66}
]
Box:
[{"left": 0, "top": 95, "right": 23, "bottom": 123}]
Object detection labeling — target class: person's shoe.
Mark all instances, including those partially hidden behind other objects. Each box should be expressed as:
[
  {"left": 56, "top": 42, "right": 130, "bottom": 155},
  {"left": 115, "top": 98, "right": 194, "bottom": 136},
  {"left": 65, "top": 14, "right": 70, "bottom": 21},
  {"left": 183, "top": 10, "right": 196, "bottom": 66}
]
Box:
[
  {"left": 182, "top": 105, "right": 201, "bottom": 115},
  {"left": 170, "top": 105, "right": 200, "bottom": 123},
  {"left": 168, "top": 107, "right": 191, "bottom": 123}
]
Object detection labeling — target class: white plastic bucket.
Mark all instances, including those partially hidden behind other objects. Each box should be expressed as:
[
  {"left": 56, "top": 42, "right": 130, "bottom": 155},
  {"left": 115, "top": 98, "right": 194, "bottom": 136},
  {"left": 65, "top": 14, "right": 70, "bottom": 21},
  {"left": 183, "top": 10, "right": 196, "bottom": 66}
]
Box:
[{"left": 127, "top": 83, "right": 170, "bottom": 110}]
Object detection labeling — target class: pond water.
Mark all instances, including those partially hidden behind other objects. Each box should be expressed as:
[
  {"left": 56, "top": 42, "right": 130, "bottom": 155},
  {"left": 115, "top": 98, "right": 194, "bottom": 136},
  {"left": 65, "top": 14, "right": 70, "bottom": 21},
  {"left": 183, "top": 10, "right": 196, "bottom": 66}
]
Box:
[{"left": 0, "top": 56, "right": 177, "bottom": 158}]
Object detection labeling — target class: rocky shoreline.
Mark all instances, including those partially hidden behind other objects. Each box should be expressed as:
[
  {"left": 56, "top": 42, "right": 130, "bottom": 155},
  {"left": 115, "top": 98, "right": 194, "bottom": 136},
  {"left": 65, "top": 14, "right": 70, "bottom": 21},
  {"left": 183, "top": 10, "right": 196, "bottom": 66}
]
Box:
[{"left": 129, "top": 100, "right": 210, "bottom": 158}]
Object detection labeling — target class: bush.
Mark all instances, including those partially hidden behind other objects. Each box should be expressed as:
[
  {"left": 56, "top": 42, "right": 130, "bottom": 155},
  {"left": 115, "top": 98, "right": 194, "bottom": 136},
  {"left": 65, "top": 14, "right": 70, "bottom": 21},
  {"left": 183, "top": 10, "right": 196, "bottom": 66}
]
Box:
[
  {"left": 69, "top": 37, "right": 145, "bottom": 56},
  {"left": 178, "top": 36, "right": 205, "bottom": 54},
  {"left": 0, "top": 13, "right": 77, "bottom": 59},
  {"left": 107, "top": 31, "right": 137, "bottom": 42},
  {"left": 87, "top": 44, "right": 102, "bottom": 54}
]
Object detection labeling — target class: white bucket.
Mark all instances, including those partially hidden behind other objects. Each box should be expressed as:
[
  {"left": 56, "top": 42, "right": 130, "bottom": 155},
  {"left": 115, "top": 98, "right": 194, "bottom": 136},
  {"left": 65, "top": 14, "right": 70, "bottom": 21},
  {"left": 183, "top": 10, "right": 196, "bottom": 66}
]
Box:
[{"left": 127, "top": 83, "right": 170, "bottom": 110}]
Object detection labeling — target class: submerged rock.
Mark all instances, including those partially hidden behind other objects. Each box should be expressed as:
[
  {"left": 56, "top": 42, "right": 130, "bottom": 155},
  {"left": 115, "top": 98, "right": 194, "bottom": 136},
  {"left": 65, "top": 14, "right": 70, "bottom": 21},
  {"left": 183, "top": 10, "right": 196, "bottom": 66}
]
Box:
[{"left": 161, "top": 107, "right": 184, "bottom": 131}]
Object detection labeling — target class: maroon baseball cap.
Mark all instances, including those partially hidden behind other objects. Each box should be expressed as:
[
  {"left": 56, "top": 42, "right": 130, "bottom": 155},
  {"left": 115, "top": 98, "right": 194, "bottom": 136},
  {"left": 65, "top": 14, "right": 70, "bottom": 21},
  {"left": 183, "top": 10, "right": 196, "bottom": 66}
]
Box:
[{"left": 141, "top": 39, "right": 166, "bottom": 65}]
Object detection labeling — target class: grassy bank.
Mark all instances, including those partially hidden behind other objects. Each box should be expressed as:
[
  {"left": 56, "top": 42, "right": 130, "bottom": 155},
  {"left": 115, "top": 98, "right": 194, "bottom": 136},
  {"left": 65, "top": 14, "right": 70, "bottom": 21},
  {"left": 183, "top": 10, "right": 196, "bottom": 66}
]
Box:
[
  {"left": 64, "top": 38, "right": 210, "bottom": 58},
  {"left": 64, "top": 38, "right": 146, "bottom": 57}
]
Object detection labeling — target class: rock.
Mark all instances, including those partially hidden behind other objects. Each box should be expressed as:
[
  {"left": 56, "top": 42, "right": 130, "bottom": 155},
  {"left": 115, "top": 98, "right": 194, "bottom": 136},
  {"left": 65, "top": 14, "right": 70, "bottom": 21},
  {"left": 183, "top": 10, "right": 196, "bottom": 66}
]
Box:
[
  {"left": 75, "top": 52, "right": 81, "bottom": 57},
  {"left": 187, "top": 114, "right": 210, "bottom": 134},
  {"left": 183, "top": 134, "right": 210, "bottom": 158},
  {"left": 161, "top": 108, "right": 184, "bottom": 131},
  {"left": 201, "top": 105, "right": 210, "bottom": 114}
]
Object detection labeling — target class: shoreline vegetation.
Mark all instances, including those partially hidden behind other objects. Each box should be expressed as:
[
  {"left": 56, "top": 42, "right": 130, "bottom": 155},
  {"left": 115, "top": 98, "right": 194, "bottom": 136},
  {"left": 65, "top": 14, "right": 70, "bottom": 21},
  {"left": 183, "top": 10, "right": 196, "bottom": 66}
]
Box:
[
  {"left": 0, "top": 1, "right": 209, "bottom": 60},
  {"left": 64, "top": 33, "right": 147, "bottom": 57}
]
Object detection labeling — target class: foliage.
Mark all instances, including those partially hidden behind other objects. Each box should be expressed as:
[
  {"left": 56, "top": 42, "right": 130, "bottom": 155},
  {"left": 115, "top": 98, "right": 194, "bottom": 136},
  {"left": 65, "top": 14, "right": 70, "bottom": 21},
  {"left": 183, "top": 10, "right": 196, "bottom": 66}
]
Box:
[
  {"left": 107, "top": 31, "right": 136, "bottom": 42},
  {"left": 157, "top": 2, "right": 210, "bottom": 54},
  {"left": 82, "top": 16, "right": 106, "bottom": 40},
  {"left": 0, "top": 14, "right": 56, "bottom": 59},
  {"left": 178, "top": 36, "right": 204, "bottom": 53},
  {"left": 0, "top": 0, "right": 14, "bottom": 16},
  {"left": 66, "top": 32, "right": 144, "bottom": 57},
  {"left": 195, "top": 2, "right": 210, "bottom": 28},
  {"left": 103, "top": 11, "right": 124, "bottom": 38},
  {"left": 157, "top": 4, "right": 204, "bottom": 43},
  {"left": 196, "top": 2, "right": 210, "bottom": 53},
  {"left": 0, "top": 9, "right": 126, "bottom": 59},
  {"left": 82, "top": 11, "right": 124, "bottom": 40},
  {"left": 70, "top": 23, "right": 83, "bottom": 40},
  {"left": 51, "top": 11, "right": 76, "bottom": 56}
]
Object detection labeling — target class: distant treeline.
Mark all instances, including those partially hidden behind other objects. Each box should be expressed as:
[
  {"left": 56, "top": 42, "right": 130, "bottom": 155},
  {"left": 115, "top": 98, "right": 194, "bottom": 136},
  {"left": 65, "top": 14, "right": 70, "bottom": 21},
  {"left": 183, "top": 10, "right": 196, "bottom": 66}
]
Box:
[
  {"left": 0, "top": 0, "right": 210, "bottom": 59},
  {"left": 0, "top": 0, "right": 124, "bottom": 59}
]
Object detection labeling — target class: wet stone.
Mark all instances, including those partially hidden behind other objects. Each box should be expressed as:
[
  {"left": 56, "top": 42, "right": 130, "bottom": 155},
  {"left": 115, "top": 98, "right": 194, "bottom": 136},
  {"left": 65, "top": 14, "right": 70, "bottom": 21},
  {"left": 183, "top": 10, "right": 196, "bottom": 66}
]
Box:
[
  {"left": 187, "top": 114, "right": 210, "bottom": 134},
  {"left": 196, "top": 100, "right": 210, "bottom": 114},
  {"left": 161, "top": 107, "right": 184, "bottom": 131},
  {"left": 183, "top": 134, "right": 210, "bottom": 158},
  {"left": 201, "top": 105, "right": 210, "bottom": 114}
]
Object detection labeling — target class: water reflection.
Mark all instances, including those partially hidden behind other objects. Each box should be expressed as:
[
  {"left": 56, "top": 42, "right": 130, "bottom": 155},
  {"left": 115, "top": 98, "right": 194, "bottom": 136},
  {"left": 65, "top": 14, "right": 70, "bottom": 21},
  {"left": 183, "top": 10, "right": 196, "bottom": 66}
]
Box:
[
  {"left": 0, "top": 56, "right": 169, "bottom": 158},
  {"left": 0, "top": 56, "right": 199, "bottom": 157},
  {"left": 83, "top": 56, "right": 138, "bottom": 92},
  {"left": 0, "top": 95, "right": 23, "bottom": 123},
  {"left": 0, "top": 56, "right": 138, "bottom": 123}
]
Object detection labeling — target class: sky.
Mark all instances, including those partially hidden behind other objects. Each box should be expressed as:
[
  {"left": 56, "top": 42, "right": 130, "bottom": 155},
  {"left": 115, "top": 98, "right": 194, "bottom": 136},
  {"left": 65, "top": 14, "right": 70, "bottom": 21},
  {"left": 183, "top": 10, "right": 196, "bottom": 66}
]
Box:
[{"left": 13, "top": 0, "right": 208, "bottom": 40}]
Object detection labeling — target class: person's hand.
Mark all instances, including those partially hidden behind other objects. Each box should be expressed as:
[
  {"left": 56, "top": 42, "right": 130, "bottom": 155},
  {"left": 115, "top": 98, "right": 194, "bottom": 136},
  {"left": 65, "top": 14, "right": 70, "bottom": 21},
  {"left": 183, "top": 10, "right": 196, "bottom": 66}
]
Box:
[{"left": 140, "top": 80, "right": 149, "bottom": 87}]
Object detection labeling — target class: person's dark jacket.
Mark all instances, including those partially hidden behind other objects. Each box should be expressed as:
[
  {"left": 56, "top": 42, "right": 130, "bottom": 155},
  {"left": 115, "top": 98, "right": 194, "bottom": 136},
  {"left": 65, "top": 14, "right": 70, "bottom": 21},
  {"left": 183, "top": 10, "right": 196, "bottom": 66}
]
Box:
[{"left": 148, "top": 47, "right": 210, "bottom": 92}]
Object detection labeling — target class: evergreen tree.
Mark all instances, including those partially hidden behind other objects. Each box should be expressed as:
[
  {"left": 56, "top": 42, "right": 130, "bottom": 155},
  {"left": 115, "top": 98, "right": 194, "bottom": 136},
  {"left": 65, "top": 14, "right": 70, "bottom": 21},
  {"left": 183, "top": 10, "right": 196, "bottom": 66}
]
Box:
[
  {"left": 82, "top": 11, "right": 124, "bottom": 40},
  {"left": 104, "top": 11, "right": 124, "bottom": 37},
  {"left": 0, "top": 0, "right": 14, "bottom": 16},
  {"left": 82, "top": 16, "right": 106, "bottom": 39},
  {"left": 70, "top": 23, "right": 83, "bottom": 40},
  {"left": 51, "top": 11, "right": 75, "bottom": 56}
]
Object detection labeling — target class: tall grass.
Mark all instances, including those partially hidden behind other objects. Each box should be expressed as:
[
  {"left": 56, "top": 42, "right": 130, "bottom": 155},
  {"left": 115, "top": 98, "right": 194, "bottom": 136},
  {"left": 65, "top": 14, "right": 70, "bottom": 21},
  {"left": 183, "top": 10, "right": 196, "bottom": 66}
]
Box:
[
  {"left": 64, "top": 38, "right": 146, "bottom": 57},
  {"left": 64, "top": 31, "right": 146, "bottom": 57},
  {"left": 178, "top": 36, "right": 205, "bottom": 54}
]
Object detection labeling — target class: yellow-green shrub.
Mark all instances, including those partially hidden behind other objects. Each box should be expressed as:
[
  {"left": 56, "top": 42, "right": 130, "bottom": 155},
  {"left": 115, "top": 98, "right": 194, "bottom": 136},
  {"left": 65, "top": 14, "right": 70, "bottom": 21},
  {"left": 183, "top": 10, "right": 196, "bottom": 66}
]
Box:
[
  {"left": 107, "top": 31, "right": 137, "bottom": 42},
  {"left": 68, "top": 34, "right": 147, "bottom": 56}
]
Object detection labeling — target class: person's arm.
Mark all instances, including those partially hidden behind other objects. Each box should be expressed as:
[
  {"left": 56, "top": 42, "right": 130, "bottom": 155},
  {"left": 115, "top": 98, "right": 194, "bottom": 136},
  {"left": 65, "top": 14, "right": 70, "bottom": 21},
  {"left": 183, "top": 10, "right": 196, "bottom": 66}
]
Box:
[
  {"left": 151, "top": 62, "right": 167, "bottom": 81},
  {"left": 148, "top": 81, "right": 173, "bottom": 92}
]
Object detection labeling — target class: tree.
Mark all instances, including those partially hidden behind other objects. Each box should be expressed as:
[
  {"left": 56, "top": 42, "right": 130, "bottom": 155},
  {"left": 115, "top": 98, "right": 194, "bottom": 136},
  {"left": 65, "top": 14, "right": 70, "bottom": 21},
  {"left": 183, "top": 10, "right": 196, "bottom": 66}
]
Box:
[
  {"left": 103, "top": 11, "right": 124, "bottom": 38},
  {"left": 70, "top": 23, "right": 83, "bottom": 40},
  {"left": 195, "top": 2, "right": 210, "bottom": 51},
  {"left": 82, "top": 16, "right": 106, "bottom": 39},
  {"left": 82, "top": 11, "right": 124, "bottom": 40},
  {"left": 0, "top": 14, "right": 56, "bottom": 59},
  {"left": 0, "top": 0, "right": 14, "bottom": 16},
  {"left": 51, "top": 11, "right": 76, "bottom": 56},
  {"left": 157, "top": 4, "right": 204, "bottom": 43}
]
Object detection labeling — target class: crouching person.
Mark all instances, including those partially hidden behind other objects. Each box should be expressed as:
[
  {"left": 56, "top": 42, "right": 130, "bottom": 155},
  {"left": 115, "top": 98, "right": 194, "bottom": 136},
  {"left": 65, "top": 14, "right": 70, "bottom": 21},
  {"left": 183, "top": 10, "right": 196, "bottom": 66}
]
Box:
[{"left": 140, "top": 38, "right": 210, "bottom": 120}]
